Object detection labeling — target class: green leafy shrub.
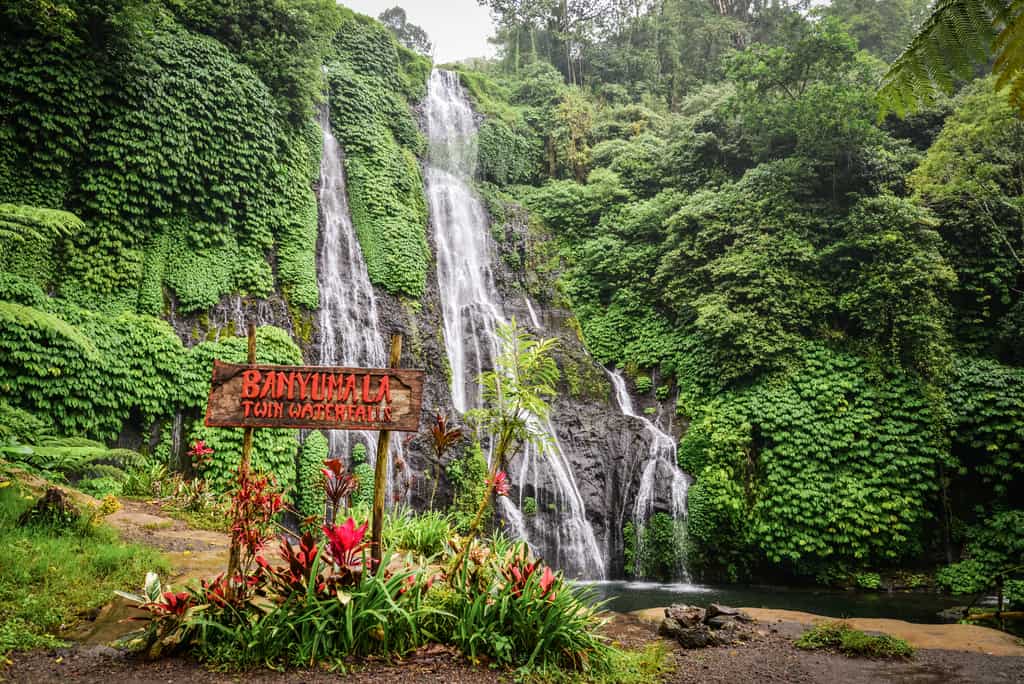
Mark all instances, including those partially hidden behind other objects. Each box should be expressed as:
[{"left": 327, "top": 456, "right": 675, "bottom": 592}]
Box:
[
  {"left": 446, "top": 442, "right": 489, "bottom": 533},
  {"left": 855, "top": 572, "right": 882, "bottom": 590},
  {"left": 384, "top": 509, "right": 453, "bottom": 557},
  {"left": 637, "top": 512, "right": 685, "bottom": 581},
  {"left": 522, "top": 496, "right": 538, "bottom": 516},
  {"left": 297, "top": 431, "right": 329, "bottom": 523},
  {"left": 634, "top": 375, "right": 653, "bottom": 394},
  {"left": 0, "top": 484, "right": 169, "bottom": 657},
  {"left": 325, "top": 11, "right": 428, "bottom": 298},
  {"left": 449, "top": 543, "right": 617, "bottom": 674},
  {"left": 348, "top": 443, "right": 374, "bottom": 509},
  {"left": 795, "top": 621, "right": 913, "bottom": 658}
]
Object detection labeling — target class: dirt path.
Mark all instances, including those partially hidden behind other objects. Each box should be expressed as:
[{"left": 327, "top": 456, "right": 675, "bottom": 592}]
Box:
[{"left": 105, "top": 499, "right": 230, "bottom": 585}]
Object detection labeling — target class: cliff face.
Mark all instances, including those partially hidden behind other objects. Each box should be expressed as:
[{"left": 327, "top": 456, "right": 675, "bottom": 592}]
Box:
[{"left": 365, "top": 188, "right": 677, "bottom": 577}]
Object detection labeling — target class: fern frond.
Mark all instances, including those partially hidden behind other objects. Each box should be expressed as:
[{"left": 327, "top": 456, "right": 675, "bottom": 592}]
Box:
[
  {"left": 993, "top": 0, "right": 1024, "bottom": 108},
  {"left": 0, "top": 301, "right": 100, "bottom": 360},
  {"left": 0, "top": 204, "right": 83, "bottom": 244},
  {"left": 879, "top": 0, "right": 1015, "bottom": 116}
]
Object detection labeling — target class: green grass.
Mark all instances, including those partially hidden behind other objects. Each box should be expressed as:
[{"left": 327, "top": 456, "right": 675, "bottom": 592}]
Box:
[
  {"left": 0, "top": 482, "right": 170, "bottom": 656},
  {"left": 795, "top": 621, "right": 914, "bottom": 659}
]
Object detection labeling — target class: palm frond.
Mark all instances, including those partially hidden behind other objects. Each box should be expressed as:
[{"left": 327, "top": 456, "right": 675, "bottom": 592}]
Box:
[{"left": 879, "top": 0, "right": 1022, "bottom": 116}]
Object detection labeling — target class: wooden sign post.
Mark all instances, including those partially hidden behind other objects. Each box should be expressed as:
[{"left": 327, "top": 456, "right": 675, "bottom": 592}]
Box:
[
  {"left": 370, "top": 334, "right": 401, "bottom": 570},
  {"left": 205, "top": 328, "right": 423, "bottom": 581}
]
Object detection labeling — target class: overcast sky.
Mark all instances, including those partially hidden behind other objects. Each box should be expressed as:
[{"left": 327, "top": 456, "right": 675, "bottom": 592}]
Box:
[{"left": 341, "top": 0, "right": 497, "bottom": 63}]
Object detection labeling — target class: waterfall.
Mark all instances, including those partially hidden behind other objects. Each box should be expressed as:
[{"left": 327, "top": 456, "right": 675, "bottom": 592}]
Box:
[
  {"left": 315, "top": 105, "right": 403, "bottom": 500},
  {"left": 523, "top": 296, "right": 543, "bottom": 330},
  {"left": 606, "top": 368, "right": 692, "bottom": 580},
  {"left": 424, "top": 69, "right": 604, "bottom": 578}
]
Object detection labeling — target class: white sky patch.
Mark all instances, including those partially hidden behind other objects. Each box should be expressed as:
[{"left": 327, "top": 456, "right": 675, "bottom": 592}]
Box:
[{"left": 340, "top": 0, "right": 497, "bottom": 63}]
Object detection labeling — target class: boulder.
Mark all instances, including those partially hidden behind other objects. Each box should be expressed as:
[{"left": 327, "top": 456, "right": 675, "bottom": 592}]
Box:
[
  {"left": 705, "top": 603, "right": 740, "bottom": 619},
  {"left": 665, "top": 604, "right": 705, "bottom": 627},
  {"left": 659, "top": 619, "right": 720, "bottom": 648}
]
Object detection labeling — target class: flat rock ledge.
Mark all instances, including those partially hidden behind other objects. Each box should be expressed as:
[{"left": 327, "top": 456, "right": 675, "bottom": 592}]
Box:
[{"left": 657, "top": 603, "right": 757, "bottom": 649}]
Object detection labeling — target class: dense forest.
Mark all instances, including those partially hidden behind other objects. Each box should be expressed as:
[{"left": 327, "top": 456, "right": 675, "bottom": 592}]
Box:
[{"left": 0, "top": 0, "right": 1021, "bottom": 605}]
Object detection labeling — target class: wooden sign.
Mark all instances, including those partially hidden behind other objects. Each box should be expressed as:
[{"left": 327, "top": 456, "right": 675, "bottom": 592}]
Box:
[{"left": 204, "top": 360, "right": 424, "bottom": 432}]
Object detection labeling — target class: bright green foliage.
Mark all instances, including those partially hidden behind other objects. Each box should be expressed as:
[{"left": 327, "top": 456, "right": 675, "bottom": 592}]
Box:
[
  {"left": 349, "top": 443, "right": 374, "bottom": 509},
  {"left": 163, "top": 0, "right": 344, "bottom": 124},
  {"left": 521, "top": 496, "right": 537, "bottom": 516},
  {"left": 384, "top": 509, "right": 452, "bottom": 557},
  {"left": 0, "top": 1, "right": 330, "bottom": 314},
  {"left": 947, "top": 357, "right": 1024, "bottom": 501},
  {"left": 325, "top": 10, "right": 429, "bottom": 298},
  {"left": 622, "top": 521, "right": 637, "bottom": 577},
  {"left": 637, "top": 512, "right": 685, "bottom": 582},
  {"left": 2, "top": 434, "right": 143, "bottom": 486},
  {"left": 910, "top": 81, "right": 1024, "bottom": 362},
  {"left": 297, "top": 431, "right": 329, "bottom": 523},
  {"left": 0, "top": 484, "right": 170, "bottom": 657},
  {"left": 0, "top": 276, "right": 185, "bottom": 441},
  {"left": 937, "top": 510, "right": 1024, "bottom": 593},
  {"left": 466, "top": 320, "right": 560, "bottom": 470},
  {"left": 446, "top": 442, "right": 489, "bottom": 533},
  {"left": 682, "top": 345, "right": 947, "bottom": 577},
  {"left": 796, "top": 621, "right": 914, "bottom": 658}
]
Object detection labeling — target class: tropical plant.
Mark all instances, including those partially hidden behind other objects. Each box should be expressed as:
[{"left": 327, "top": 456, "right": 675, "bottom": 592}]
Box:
[
  {"left": 0, "top": 203, "right": 81, "bottom": 244},
  {"left": 879, "top": 0, "right": 1024, "bottom": 114},
  {"left": 321, "top": 458, "right": 358, "bottom": 525},
  {"left": 427, "top": 412, "right": 463, "bottom": 509},
  {"left": 449, "top": 542, "right": 615, "bottom": 673}
]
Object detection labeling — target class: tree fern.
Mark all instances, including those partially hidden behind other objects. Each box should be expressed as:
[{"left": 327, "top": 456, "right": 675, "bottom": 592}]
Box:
[
  {"left": 1, "top": 434, "right": 144, "bottom": 481},
  {"left": 0, "top": 203, "right": 82, "bottom": 244},
  {"left": 879, "top": 0, "right": 1024, "bottom": 115}
]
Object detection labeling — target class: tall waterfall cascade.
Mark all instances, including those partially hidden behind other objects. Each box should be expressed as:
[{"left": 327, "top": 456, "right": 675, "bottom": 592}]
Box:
[
  {"left": 424, "top": 69, "right": 604, "bottom": 578},
  {"left": 607, "top": 369, "right": 693, "bottom": 579},
  {"left": 315, "top": 105, "right": 403, "bottom": 498}
]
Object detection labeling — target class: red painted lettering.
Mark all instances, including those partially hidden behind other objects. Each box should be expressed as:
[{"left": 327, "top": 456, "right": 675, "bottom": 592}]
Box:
[
  {"left": 295, "top": 372, "right": 311, "bottom": 400},
  {"left": 242, "top": 370, "right": 261, "bottom": 399},
  {"left": 373, "top": 375, "right": 391, "bottom": 404}
]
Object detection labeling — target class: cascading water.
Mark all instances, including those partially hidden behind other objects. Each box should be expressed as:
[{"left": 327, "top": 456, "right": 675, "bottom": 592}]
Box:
[
  {"left": 607, "top": 368, "right": 693, "bottom": 580},
  {"left": 315, "top": 104, "right": 403, "bottom": 499},
  {"left": 424, "top": 69, "right": 604, "bottom": 578}
]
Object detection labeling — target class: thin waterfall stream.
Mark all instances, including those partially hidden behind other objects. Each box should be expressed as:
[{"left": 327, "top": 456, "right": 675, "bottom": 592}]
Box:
[
  {"left": 424, "top": 69, "right": 604, "bottom": 578},
  {"left": 315, "top": 104, "right": 403, "bottom": 500},
  {"left": 606, "top": 368, "right": 693, "bottom": 580}
]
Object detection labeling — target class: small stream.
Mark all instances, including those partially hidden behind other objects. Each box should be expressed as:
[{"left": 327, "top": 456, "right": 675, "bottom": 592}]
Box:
[{"left": 578, "top": 581, "right": 968, "bottom": 624}]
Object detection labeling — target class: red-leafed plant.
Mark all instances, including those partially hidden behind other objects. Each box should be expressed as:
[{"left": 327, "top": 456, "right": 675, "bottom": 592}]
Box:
[
  {"left": 187, "top": 439, "right": 214, "bottom": 471},
  {"left": 322, "top": 516, "right": 370, "bottom": 583},
  {"left": 428, "top": 413, "right": 463, "bottom": 509},
  {"left": 272, "top": 531, "right": 326, "bottom": 595},
  {"left": 487, "top": 470, "right": 510, "bottom": 497},
  {"left": 226, "top": 468, "right": 283, "bottom": 600},
  {"left": 322, "top": 458, "right": 358, "bottom": 525}
]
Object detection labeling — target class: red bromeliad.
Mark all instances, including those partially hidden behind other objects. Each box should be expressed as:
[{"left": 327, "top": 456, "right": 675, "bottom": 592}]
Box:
[
  {"left": 502, "top": 557, "right": 559, "bottom": 601},
  {"left": 187, "top": 440, "right": 214, "bottom": 470},
  {"left": 488, "top": 470, "right": 510, "bottom": 497},
  {"left": 322, "top": 517, "right": 369, "bottom": 571}
]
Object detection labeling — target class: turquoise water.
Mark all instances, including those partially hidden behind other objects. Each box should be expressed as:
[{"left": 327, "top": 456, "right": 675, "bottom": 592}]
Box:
[{"left": 577, "top": 581, "right": 966, "bottom": 624}]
